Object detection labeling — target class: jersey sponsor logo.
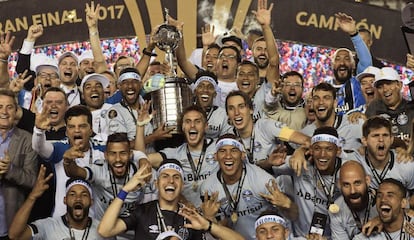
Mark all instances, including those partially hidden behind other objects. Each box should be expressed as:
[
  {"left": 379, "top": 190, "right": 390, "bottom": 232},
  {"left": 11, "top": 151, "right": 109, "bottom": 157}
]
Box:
[
  {"left": 205, "top": 154, "right": 215, "bottom": 164},
  {"left": 397, "top": 112, "right": 408, "bottom": 125},
  {"left": 296, "top": 189, "right": 328, "bottom": 206},
  {"left": 242, "top": 189, "right": 253, "bottom": 202},
  {"left": 149, "top": 224, "right": 160, "bottom": 234},
  {"left": 178, "top": 227, "right": 189, "bottom": 240},
  {"left": 253, "top": 141, "right": 262, "bottom": 152},
  {"left": 233, "top": 202, "right": 264, "bottom": 218},
  {"left": 184, "top": 172, "right": 212, "bottom": 182},
  {"left": 208, "top": 124, "right": 220, "bottom": 132},
  {"left": 100, "top": 109, "right": 108, "bottom": 118}
]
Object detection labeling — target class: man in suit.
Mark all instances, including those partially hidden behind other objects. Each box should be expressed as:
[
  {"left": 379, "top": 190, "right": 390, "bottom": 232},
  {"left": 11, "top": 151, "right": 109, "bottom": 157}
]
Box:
[{"left": 0, "top": 88, "right": 38, "bottom": 239}]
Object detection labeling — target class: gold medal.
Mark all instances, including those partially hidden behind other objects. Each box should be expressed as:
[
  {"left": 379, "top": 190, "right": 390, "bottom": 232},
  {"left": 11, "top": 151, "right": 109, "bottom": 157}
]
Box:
[
  {"left": 192, "top": 181, "right": 198, "bottom": 191},
  {"left": 231, "top": 212, "right": 238, "bottom": 223},
  {"left": 329, "top": 203, "right": 340, "bottom": 214}
]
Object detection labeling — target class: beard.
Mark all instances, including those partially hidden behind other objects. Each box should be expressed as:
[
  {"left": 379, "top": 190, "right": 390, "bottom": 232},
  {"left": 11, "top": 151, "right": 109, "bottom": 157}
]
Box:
[
  {"left": 316, "top": 106, "right": 334, "bottom": 122},
  {"left": 333, "top": 67, "right": 353, "bottom": 84},
  {"left": 67, "top": 204, "right": 90, "bottom": 222},
  {"left": 344, "top": 190, "right": 369, "bottom": 212},
  {"left": 254, "top": 55, "right": 269, "bottom": 69}
]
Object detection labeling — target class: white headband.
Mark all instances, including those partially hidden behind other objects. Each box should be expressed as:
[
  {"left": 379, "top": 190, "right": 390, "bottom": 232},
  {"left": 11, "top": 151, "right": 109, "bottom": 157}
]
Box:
[
  {"left": 66, "top": 179, "right": 93, "bottom": 197},
  {"left": 215, "top": 138, "right": 244, "bottom": 152},
  {"left": 255, "top": 215, "right": 287, "bottom": 229},
  {"left": 118, "top": 72, "right": 141, "bottom": 83},
  {"left": 157, "top": 163, "right": 184, "bottom": 179},
  {"left": 311, "top": 134, "right": 340, "bottom": 147},
  {"left": 192, "top": 76, "right": 220, "bottom": 93}
]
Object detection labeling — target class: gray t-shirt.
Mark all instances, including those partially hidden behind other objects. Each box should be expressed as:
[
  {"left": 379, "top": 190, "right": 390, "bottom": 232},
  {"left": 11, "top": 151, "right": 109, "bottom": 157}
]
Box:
[
  {"left": 107, "top": 102, "right": 153, "bottom": 141},
  {"left": 252, "top": 82, "right": 269, "bottom": 122},
  {"left": 85, "top": 151, "right": 156, "bottom": 220},
  {"left": 160, "top": 139, "right": 219, "bottom": 206},
  {"left": 205, "top": 106, "right": 232, "bottom": 139},
  {"left": 329, "top": 195, "right": 378, "bottom": 240},
  {"left": 239, "top": 118, "right": 286, "bottom": 163},
  {"left": 301, "top": 115, "right": 363, "bottom": 150},
  {"left": 29, "top": 216, "right": 108, "bottom": 240},
  {"left": 273, "top": 159, "right": 345, "bottom": 238},
  {"left": 200, "top": 163, "right": 276, "bottom": 240},
  {"left": 352, "top": 217, "right": 414, "bottom": 239},
  {"left": 345, "top": 150, "right": 414, "bottom": 191}
]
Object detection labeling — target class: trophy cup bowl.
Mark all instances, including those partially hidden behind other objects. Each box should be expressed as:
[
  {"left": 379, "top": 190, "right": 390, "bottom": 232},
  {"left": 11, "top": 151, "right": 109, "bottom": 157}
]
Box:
[
  {"left": 153, "top": 24, "right": 182, "bottom": 53},
  {"left": 151, "top": 23, "right": 192, "bottom": 137}
]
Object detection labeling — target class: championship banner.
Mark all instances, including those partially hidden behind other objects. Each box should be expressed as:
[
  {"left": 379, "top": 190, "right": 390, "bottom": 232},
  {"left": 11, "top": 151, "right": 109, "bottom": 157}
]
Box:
[{"left": 0, "top": 0, "right": 407, "bottom": 63}]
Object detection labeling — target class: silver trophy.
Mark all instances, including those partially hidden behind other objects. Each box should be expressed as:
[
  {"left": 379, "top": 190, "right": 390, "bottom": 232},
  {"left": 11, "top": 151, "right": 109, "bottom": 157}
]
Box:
[
  {"left": 151, "top": 8, "right": 192, "bottom": 134},
  {"left": 153, "top": 8, "right": 182, "bottom": 77}
]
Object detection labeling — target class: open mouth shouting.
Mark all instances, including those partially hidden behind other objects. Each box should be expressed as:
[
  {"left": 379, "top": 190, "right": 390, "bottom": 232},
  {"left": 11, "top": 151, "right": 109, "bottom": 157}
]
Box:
[
  {"left": 73, "top": 135, "right": 83, "bottom": 146},
  {"left": 111, "top": 162, "right": 127, "bottom": 176},
  {"left": 72, "top": 202, "right": 85, "bottom": 217},
  {"left": 337, "top": 66, "right": 349, "bottom": 76},
  {"left": 379, "top": 204, "right": 392, "bottom": 219},
  {"left": 49, "top": 109, "right": 59, "bottom": 119},
  {"left": 232, "top": 116, "right": 243, "bottom": 127},
  {"left": 187, "top": 129, "right": 199, "bottom": 141}
]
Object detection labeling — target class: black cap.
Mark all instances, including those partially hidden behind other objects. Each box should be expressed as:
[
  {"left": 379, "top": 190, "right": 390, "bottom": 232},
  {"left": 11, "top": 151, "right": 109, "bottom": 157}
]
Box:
[{"left": 221, "top": 35, "right": 243, "bottom": 49}]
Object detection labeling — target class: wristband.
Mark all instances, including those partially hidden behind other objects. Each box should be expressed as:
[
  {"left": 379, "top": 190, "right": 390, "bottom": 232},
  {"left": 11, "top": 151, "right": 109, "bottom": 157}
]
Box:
[
  {"left": 0, "top": 58, "right": 7, "bottom": 63},
  {"left": 143, "top": 48, "right": 157, "bottom": 57},
  {"left": 205, "top": 220, "right": 212, "bottom": 232},
  {"left": 89, "top": 31, "right": 99, "bottom": 36},
  {"left": 349, "top": 31, "right": 359, "bottom": 37},
  {"left": 137, "top": 114, "right": 153, "bottom": 127},
  {"left": 117, "top": 189, "right": 128, "bottom": 201}
]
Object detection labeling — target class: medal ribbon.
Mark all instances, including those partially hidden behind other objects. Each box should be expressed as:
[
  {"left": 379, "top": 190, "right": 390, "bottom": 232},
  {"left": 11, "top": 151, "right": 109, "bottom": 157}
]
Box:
[
  {"left": 121, "top": 99, "right": 137, "bottom": 124},
  {"left": 315, "top": 158, "right": 341, "bottom": 206},
  {"left": 235, "top": 128, "right": 255, "bottom": 164},
  {"left": 63, "top": 215, "right": 91, "bottom": 240},
  {"left": 350, "top": 189, "right": 375, "bottom": 231},
  {"left": 186, "top": 139, "right": 208, "bottom": 182},
  {"left": 384, "top": 213, "right": 410, "bottom": 240},
  {"left": 365, "top": 149, "right": 394, "bottom": 186},
  {"left": 219, "top": 164, "right": 247, "bottom": 216}
]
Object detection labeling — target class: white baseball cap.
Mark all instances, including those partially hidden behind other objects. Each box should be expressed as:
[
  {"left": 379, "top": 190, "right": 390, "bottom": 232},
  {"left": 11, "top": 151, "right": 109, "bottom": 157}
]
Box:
[
  {"left": 373, "top": 67, "right": 401, "bottom": 87},
  {"left": 78, "top": 50, "right": 94, "bottom": 65},
  {"left": 33, "top": 54, "right": 59, "bottom": 76},
  {"left": 58, "top": 51, "right": 79, "bottom": 65},
  {"left": 80, "top": 73, "right": 109, "bottom": 91},
  {"left": 356, "top": 66, "right": 380, "bottom": 82}
]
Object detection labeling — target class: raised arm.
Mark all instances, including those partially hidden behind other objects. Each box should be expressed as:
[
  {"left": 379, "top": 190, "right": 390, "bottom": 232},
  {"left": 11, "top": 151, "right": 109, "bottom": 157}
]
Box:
[
  {"left": 335, "top": 12, "right": 372, "bottom": 74},
  {"left": 180, "top": 206, "right": 245, "bottom": 240},
  {"left": 0, "top": 32, "right": 15, "bottom": 88},
  {"left": 253, "top": 0, "right": 279, "bottom": 86},
  {"left": 259, "top": 179, "right": 298, "bottom": 221},
  {"left": 85, "top": 2, "right": 107, "bottom": 74},
  {"left": 32, "top": 105, "right": 54, "bottom": 158},
  {"left": 8, "top": 165, "right": 53, "bottom": 240},
  {"left": 98, "top": 165, "right": 151, "bottom": 238},
  {"left": 133, "top": 101, "right": 164, "bottom": 168},
  {"left": 136, "top": 27, "right": 157, "bottom": 77},
  {"left": 62, "top": 145, "right": 88, "bottom": 179},
  {"left": 201, "top": 24, "right": 217, "bottom": 69},
  {"left": 169, "top": 16, "right": 199, "bottom": 80}
]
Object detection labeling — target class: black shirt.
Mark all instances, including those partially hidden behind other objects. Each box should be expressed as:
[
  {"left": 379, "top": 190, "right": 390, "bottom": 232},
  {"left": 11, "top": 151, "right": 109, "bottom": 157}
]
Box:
[{"left": 121, "top": 200, "right": 204, "bottom": 240}]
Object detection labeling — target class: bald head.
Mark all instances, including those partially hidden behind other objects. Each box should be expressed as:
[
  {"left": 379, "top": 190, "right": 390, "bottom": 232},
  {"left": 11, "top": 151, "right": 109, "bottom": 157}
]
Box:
[
  {"left": 340, "top": 161, "right": 366, "bottom": 181},
  {"left": 339, "top": 160, "right": 371, "bottom": 211}
]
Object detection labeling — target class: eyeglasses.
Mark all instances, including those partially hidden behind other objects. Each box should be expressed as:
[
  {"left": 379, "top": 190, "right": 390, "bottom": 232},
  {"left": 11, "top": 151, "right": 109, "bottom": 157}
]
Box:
[
  {"left": 218, "top": 54, "right": 237, "bottom": 60},
  {"left": 38, "top": 72, "right": 59, "bottom": 80},
  {"left": 283, "top": 82, "right": 302, "bottom": 88}
]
